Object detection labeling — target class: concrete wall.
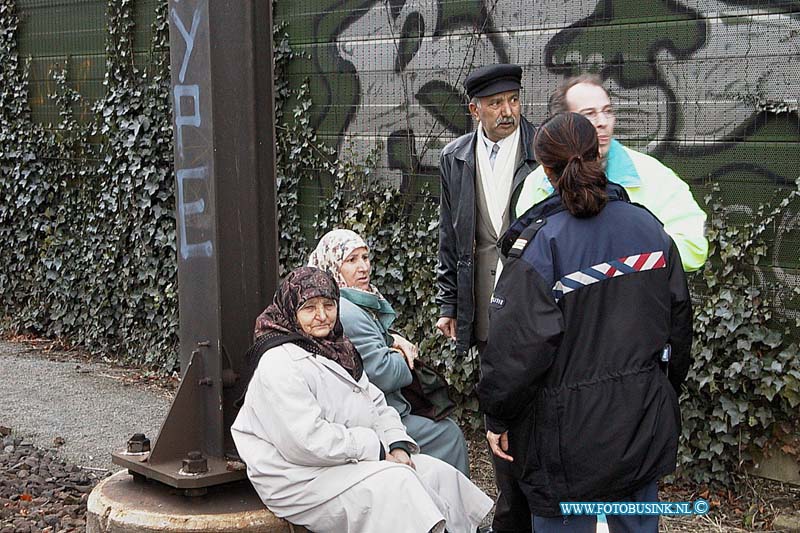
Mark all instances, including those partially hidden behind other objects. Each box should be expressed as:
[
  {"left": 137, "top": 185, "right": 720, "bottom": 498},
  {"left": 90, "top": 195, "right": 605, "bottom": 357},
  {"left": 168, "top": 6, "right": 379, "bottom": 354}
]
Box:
[
  {"left": 278, "top": 0, "right": 800, "bottom": 294},
  {"left": 16, "top": 0, "right": 159, "bottom": 124},
  {"left": 13, "top": 0, "right": 800, "bottom": 300}
]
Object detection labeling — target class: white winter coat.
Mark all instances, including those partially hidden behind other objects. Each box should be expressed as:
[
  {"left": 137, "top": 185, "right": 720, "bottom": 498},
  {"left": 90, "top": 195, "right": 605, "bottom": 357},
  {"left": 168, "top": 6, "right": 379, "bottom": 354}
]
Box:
[{"left": 232, "top": 342, "right": 491, "bottom": 533}]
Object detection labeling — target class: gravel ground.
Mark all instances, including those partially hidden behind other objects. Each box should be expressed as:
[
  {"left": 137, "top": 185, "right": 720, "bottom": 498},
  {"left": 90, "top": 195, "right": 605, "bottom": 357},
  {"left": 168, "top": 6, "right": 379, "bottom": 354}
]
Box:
[
  {"left": 0, "top": 341, "right": 171, "bottom": 472},
  {"left": 1, "top": 433, "right": 101, "bottom": 532},
  {"left": 1, "top": 339, "right": 797, "bottom": 532}
]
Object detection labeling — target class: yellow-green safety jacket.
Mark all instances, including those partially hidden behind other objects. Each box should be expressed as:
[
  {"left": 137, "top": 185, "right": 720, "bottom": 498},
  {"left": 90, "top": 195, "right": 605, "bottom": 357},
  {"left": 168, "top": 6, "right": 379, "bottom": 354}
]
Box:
[{"left": 514, "top": 139, "right": 709, "bottom": 272}]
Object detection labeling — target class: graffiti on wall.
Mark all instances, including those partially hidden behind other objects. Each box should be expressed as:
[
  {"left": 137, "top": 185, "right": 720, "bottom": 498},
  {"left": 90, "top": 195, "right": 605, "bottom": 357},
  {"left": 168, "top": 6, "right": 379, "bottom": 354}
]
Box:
[
  {"left": 171, "top": 4, "right": 214, "bottom": 260},
  {"left": 282, "top": 0, "right": 800, "bottom": 286}
]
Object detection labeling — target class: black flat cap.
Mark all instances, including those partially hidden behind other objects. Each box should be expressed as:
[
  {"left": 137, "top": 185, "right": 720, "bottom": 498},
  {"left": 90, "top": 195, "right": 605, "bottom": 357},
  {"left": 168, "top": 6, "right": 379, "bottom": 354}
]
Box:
[{"left": 464, "top": 64, "right": 522, "bottom": 99}]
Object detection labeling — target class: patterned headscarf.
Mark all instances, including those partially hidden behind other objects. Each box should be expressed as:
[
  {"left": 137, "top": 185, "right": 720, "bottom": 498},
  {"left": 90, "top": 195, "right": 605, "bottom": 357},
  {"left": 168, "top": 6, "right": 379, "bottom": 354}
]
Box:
[
  {"left": 253, "top": 266, "right": 363, "bottom": 380},
  {"left": 308, "top": 228, "right": 382, "bottom": 296}
]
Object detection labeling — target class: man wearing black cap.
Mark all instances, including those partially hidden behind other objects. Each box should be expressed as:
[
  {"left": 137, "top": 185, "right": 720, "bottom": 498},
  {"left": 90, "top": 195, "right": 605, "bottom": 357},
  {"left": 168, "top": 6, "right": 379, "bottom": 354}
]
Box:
[{"left": 436, "top": 63, "right": 536, "bottom": 533}]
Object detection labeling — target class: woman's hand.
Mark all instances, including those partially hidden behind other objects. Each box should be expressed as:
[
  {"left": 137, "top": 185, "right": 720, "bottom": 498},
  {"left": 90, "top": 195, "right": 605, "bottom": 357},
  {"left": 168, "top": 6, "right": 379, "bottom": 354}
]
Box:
[
  {"left": 385, "top": 448, "right": 416, "bottom": 469},
  {"left": 391, "top": 333, "right": 418, "bottom": 369}
]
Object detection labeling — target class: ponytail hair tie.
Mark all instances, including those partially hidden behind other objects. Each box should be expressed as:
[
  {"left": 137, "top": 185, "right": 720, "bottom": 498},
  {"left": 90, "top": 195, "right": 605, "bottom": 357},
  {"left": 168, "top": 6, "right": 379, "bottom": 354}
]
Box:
[{"left": 569, "top": 154, "right": 583, "bottom": 164}]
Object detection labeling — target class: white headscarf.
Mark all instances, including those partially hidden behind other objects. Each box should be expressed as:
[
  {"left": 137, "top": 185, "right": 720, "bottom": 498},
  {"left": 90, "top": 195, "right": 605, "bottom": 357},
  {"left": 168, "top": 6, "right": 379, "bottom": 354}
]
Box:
[{"left": 308, "top": 229, "right": 381, "bottom": 296}]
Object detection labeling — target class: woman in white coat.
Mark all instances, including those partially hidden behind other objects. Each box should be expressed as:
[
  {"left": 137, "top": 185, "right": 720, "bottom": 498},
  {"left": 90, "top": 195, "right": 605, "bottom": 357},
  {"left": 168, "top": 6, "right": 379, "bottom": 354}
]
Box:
[{"left": 232, "top": 267, "right": 492, "bottom": 533}]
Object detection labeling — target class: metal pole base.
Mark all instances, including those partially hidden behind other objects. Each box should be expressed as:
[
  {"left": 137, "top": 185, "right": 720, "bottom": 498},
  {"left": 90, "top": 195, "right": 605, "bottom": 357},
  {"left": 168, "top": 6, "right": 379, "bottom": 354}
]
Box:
[{"left": 111, "top": 352, "right": 246, "bottom": 489}]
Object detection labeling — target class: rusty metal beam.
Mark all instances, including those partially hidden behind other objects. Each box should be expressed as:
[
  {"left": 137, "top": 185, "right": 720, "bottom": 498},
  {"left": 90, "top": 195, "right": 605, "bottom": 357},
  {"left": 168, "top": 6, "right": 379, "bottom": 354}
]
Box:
[{"left": 112, "top": 0, "right": 278, "bottom": 489}]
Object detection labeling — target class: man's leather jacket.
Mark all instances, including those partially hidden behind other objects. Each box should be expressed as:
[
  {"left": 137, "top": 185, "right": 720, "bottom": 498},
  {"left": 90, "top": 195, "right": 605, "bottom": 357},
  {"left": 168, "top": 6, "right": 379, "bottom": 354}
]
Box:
[{"left": 436, "top": 116, "right": 537, "bottom": 355}]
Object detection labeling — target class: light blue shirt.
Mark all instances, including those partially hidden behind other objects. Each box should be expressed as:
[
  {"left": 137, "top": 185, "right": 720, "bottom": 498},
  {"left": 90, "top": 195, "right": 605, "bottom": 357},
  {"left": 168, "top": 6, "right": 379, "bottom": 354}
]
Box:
[{"left": 538, "top": 139, "right": 643, "bottom": 194}]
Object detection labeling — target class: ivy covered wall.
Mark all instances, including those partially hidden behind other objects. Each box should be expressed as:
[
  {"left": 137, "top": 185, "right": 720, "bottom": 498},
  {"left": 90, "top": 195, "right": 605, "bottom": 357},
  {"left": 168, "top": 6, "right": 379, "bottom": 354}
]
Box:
[
  {"left": 0, "top": 0, "right": 178, "bottom": 368},
  {"left": 1, "top": 0, "right": 798, "bottom": 483}
]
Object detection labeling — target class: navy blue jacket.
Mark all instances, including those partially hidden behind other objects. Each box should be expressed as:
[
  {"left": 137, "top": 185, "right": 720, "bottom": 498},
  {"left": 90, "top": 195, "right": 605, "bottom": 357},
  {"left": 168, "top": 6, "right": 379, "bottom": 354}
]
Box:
[{"left": 477, "top": 184, "right": 693, "bottom": 516}]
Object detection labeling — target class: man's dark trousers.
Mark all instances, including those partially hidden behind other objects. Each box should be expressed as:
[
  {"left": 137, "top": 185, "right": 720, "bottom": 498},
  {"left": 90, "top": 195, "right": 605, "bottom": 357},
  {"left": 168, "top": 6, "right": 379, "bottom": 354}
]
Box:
[{"left": 478, "top": 340, "right": 533, "bottom": 533}]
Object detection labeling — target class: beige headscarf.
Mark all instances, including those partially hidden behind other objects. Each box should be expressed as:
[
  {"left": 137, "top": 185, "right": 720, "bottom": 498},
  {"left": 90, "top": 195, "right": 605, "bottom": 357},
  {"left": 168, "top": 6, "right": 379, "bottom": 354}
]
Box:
[{"left": 308, "top": 229, "right": 381, "bottom": 295}]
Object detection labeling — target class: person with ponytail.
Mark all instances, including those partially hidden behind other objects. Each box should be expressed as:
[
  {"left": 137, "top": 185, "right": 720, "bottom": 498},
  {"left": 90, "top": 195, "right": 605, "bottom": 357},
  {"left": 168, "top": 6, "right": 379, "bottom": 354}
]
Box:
[
  {"left": 477, "top": 112, "right": 693, "bottom": 532},
  {"left": 515, "top": 74, "right": 708, "bottom": 272},
  {"left": 532, "top": 111, "right": 608, "bottom": 218}
]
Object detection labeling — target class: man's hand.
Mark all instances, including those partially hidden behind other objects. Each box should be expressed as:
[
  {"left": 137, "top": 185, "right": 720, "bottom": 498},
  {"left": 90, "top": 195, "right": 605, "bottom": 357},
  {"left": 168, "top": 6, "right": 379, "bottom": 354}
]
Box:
[
  {"left": 391, "top": 333, "right": 418, "bottom": 369},
  {"left": 385, "top": 448, "right": 416, "bottom": 469},
  {"left": 487, "top": 430, "right": 513, "bottom": 462},
  {"left": 436, "top": 317, "right": 456, "bottom": 340}
]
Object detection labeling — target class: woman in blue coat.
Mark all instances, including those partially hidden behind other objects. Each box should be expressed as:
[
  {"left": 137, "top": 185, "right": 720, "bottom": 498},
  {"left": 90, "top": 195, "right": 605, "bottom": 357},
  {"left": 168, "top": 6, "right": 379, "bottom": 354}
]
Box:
[{"left": 309, "top": 229, "right": 469, "bottom": 475}]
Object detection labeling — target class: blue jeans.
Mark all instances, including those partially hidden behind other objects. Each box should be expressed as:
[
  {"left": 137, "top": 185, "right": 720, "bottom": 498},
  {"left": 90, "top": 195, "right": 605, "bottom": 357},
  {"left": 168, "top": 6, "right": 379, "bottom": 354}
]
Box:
[{"left": 531, "top": 479, "right": 659, "bottom": 533}]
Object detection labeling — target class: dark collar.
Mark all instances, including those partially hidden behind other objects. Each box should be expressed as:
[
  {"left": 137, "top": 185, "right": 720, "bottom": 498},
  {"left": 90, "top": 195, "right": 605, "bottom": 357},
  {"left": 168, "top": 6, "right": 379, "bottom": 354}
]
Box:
[
  {"left": 499, "top": 183, "right": 630, "bottom": 257},
  {"left": 523, "top": 182, "right": 629, "bottom": 220}
]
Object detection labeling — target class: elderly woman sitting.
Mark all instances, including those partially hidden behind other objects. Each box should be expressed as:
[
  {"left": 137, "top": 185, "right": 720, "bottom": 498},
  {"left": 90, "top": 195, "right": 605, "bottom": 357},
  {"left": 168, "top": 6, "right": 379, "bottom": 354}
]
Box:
[
  {"left": 308, "top": 229, "right": 470, "bottom": 475},
  {"left": 232, "top": 267, "right": 491, "bottom": 533}
]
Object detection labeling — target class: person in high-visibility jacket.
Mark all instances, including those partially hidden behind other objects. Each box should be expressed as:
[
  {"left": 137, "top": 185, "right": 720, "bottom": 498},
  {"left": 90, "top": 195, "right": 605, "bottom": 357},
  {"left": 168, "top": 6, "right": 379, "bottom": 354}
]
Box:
[{"left": 514, "top": 74, "right": 708, "bottom": 272}]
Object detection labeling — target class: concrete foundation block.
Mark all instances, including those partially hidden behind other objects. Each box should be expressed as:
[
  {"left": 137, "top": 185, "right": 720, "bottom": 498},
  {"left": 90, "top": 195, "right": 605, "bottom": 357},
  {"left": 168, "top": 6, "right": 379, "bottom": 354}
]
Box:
[
  {"left": 87, "top": 470, "right": 306, "bottom": 532},
  {"left": 773, "top": 511, "right": 800, "bottom": 533},
  {"left": 749, "top": 449, "right": 800, "bottom": 486}
]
